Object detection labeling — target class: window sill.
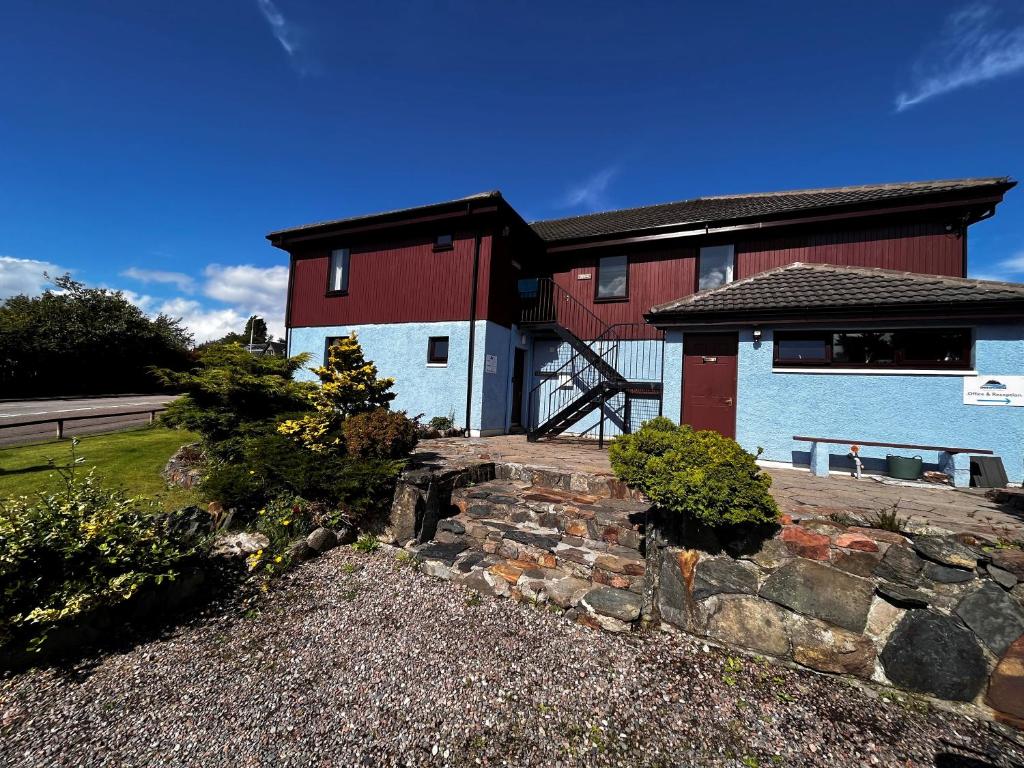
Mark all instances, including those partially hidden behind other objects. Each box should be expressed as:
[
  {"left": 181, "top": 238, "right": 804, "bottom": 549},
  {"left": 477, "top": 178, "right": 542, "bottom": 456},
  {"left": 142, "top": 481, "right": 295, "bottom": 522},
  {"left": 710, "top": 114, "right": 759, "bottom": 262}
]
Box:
[
  {"left": 593, "top": 296, "right": 629, "bottom": 304},
  {"left": 426, "top": 362, "right": 448, "bottom": 368},
  {"left": 325, "top": 290, "right": 349, "bottom": 297},
  {"left": 432, "top": 244, "right": 454, "bottom": 252},
  {"left": 772, "top": 367, "right": 977, "bottom": 377}
]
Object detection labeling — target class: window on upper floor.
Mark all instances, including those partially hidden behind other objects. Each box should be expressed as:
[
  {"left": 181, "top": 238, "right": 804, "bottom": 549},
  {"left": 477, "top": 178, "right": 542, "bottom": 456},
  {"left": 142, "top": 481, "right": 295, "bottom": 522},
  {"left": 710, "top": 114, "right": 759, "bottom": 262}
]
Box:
[
  {"left": 773, "top": 328, "right": 972, "bottom": 369},
  {"left": 328, "top": 248, "right": 350, "bottom": 294},
  {"left": 698, "top": 245, "right": 734, "bottom": 291},
  {"left": 596, "top": 255, "right": 628, "bottom": 300},
  {"left": 434, "top": 234, "right": 454, "bottom": 251},
  {"left": 427, "top": 336, "right": 449, "bottom": 366}
]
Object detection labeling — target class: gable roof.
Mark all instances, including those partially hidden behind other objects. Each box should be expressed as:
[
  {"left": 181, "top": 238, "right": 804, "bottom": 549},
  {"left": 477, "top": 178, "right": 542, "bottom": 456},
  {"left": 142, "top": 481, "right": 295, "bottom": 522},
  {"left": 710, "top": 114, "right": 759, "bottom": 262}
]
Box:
[
  {"left": 647, "top": 263, "right": 1024, "bottom": 323},
  {"left": 531, "top": 177, "right": 1014, "bottom": 242}
]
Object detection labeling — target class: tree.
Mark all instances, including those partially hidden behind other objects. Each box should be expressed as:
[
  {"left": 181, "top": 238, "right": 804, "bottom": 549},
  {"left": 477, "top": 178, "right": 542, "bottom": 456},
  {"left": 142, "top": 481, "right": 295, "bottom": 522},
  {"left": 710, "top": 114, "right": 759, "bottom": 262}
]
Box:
[
  {"left": 278, "top": 334, "right": 397, "bottom": 454},
  {"left": 243, "top": 316, "right": 268, "bottom": 344},
  {"left": 0, "top": 275, "right": 193, "bottom": 397}
]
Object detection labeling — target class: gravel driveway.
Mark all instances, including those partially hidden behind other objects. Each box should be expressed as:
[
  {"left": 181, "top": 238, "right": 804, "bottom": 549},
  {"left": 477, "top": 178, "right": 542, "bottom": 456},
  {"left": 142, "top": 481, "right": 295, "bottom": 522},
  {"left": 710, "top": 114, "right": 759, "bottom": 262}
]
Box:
[{"left": 2, "top": 549, "right": 1022, "bottom": 768}]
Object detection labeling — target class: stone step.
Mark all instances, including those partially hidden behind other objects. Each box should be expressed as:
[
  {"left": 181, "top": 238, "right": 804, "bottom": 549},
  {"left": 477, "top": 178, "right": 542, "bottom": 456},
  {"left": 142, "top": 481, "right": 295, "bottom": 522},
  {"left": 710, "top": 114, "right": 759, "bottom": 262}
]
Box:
[{"left": 493, "top": 463, "right": 641, "bottom": 500}]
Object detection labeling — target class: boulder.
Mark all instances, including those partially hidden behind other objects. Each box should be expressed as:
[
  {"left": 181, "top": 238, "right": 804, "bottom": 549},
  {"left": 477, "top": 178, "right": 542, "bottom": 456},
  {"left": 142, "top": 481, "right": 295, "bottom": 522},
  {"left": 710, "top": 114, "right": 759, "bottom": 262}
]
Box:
[
  {"left": 832, "top": 551, "right": 882, "bottom": 578},
  {"left": 834, "top": 533, "right": 879, "bottom": 552},
  {"left": 954, "top": 582, "right": 1024, "bottom": 656},
  {"left": 306, "top": 527, "right": 339, "bottom": 553},
  {"left": 876, "top": 583, "right": 930, "bottom": 608},
  {"left": 386, "top": 482, "right": 424, "bottom": 544},
  {"left": 913, "top": 535, "right": 979, "bottom": 570},
  {"left": 543, "top": 574, "right": 593, "bottom": 609},
  {"left": 760, "top": 559, "right": 874, "bottom": 633},
  {"left": 659, "top": 549, "right": 698, "bottom": 630},
  {"left": 581, "top": 587, "right": 642, "bottom": 623},
  {"left": 922, "top": 561, "right": 975, "bottom": 584},
  {"left": 704, "top": 595, "right": 790, "bottom": 658},
  {"left": 880, "top": 611, "right": 988, "bottom": 701},
  {"left": 335, "top": 523, "right": 357, "bottom": 545},
  {"left": 988, "top": 564, "right": 1019, "bottom": 590},
  {"left": 873, "top": 545, "right": 924, "bottom": 587},
  {"left": 789, "top": 614, "right": 876, "bottom": 678},
  {"left": 415, "top": 541, "right": 468, "bottom": 565},
  {"left": 780, "top": 526, "right": 831, "bottom": 560},
  {"left": 287, "top": 539, "right": 315, "bottom": 562},
  {"left": 986, "top": 635, "right": 1024, "bottom": 720},
  {"left": 211, "top": 531, "right": 270, "bottom": 559},
  {"left": 745, "top": 538, "right": 792, "bottom": 570},
  {"left": 991, "top": 550, "right": 1024, "bottom": 579},
  {"left": 692, "top": 557, "right": 759, "bottom": 600}
]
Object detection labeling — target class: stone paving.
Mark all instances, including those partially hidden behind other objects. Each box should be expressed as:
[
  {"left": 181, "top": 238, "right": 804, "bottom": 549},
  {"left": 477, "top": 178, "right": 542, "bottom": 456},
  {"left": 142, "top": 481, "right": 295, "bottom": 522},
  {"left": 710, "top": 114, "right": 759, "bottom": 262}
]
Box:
[{"left": 414, "top": 435, "right": 1024, "bottom": 540}]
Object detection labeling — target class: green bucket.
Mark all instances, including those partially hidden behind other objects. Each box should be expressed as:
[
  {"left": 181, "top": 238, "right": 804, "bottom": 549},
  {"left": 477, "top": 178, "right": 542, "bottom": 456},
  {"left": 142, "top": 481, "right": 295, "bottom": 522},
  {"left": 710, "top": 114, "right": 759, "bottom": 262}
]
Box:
[{"left": 887, "top": 454, "right": 923, "bottom": 481}]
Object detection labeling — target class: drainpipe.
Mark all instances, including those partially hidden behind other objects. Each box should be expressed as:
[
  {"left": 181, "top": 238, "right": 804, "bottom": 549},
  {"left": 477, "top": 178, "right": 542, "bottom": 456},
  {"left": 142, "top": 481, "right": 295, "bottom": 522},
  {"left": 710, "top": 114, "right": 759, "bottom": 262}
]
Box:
[{"left": 465, "top": 229, "right": 482, "bottom": 437}]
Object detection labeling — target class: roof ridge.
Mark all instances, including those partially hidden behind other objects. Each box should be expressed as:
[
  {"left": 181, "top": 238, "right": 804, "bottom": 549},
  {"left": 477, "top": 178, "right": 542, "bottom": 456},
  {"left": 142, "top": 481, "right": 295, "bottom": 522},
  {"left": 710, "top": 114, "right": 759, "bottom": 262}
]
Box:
[
  {"left": 791, "top": 262, "right": 1024, "bottom": 291},
  {"left": 699, "top": 177, "right": 1010, "bottom": 201}
]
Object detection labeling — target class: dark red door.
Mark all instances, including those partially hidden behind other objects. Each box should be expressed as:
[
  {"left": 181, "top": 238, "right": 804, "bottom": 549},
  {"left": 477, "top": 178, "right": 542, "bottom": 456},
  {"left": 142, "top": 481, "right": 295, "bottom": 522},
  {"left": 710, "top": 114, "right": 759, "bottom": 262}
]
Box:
[{"left": 682, "top": 333, "right": 738, "bottom": 438}]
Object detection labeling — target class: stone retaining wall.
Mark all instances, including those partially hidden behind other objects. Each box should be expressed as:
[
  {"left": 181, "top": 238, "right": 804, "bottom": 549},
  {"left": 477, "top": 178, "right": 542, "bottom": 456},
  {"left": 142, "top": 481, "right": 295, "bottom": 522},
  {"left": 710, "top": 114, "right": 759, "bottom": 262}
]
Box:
[{"left": 651, "top": 511, "right": 1024, "bottom": 726}]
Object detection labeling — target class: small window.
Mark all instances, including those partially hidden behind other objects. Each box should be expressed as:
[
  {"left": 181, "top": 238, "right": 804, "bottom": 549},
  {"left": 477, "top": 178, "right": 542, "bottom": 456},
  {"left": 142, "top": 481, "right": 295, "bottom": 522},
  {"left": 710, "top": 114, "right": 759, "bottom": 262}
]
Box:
[
  {"left": 427, "top": 336, "right": 449, "bottom": 365},
  {"left": 324, "top": 335, "right": 348, "bottom": 364},
  {"left": 596, "top": 255, "right": 628, "bottom": 300},
  {"left": 698, "top": 245, "right": 734, "bottom": 291},
  {"left": 328, "top": 248, "right": 350, "bottom": 294},
  {"left": 433, "top": 234, "right": 454, "bottom": 251},
  {"left": 775, "top": 334, "right": 830, "bottom": 364}
]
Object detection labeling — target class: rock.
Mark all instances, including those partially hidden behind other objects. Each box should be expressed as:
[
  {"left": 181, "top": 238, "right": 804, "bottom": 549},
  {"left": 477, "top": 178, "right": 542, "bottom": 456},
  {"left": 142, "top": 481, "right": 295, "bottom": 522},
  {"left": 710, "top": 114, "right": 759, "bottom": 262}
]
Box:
[
  {"left": 834, "top": 533, "right": 879, "bottom": 552},
  {"left": 880, "top": 611, "right": 988, "bottom": 701},
  {"left": 989, "top": 564, "right": 1020, "bottom": 590},
  {"left": 873, "top": 545, "right": 924, "bottom": 587},
  {"left": 415, "top": 541, "right": 468, "bottom": 565},
  {"left": 437, "top": 518, "right": 466, "bottom": 535},
  {"left": 163, "top": 505, "right": 215, "bottom": 539},
  {"left": 594, "top": 548, "right": 646, "bottom": 576},
  {"left": 211, "top": 531, "right": 270, "bottom": 558},
  {"left": 287, "top": 539, "right": 315, "bottom": 562},
  {"left": 745, "top": 538, "right": 792, "bottom": 570},
  {"left": 488, "top": 561, "right": 526, "bottom": 585},
  {"left": 692, "top": 557, "right": 759, "bottom": 600},
  {"left": 865, "top": 597, "right": 904, "bottom": 640},
  {"left": 913, "top": 534, "right": 979, "bottom": 570},
  {"left": 876, "top": 583, "right": 930, "bottom": 608},
  {"left": 780, "top": 526, "right": 831, "bottom": 560},
  {"left": 420, "top": 560, "right": 453, "bottom": 580},
  {"left": 306, "top": 527, "right": 339, "bottom": 553},
  {"left": 991, "top": 550, "right": 1024, "bottom": 579},
  {"left": 954, "top": 582, "right": 1024, "bottom": 656},
  {"left": 459, "top": 569, "right": 499, "bottom": 597},
  {"left": 386, "top": 483, "right": 423, "bottom": 544},
  {"left": 847, "top": 526, "right": 909, "bottom": 546},
  {"left": 704, "top": 595, "right": 790, "bottom": 658},
  {"left": 542, "top": 574, "right": 593, "bottom": 609},
  {"left": 503, "top": 529, "right": 560, "bottom": 552},
  {"left": 335, "top": 524, "right": 357, "bottom": 545},
  {"left": 659, "top": 549, "right": 698, "bottom": 630},
  {"left": 789, "top": 614, "right": 876, "bottom": 678},
  {"left": 986, "top": 635, "right": 1024, "bottom": 720},
  {"left": 760, "top": 559, "right": 874, "bottom": 633},
  {"left": 922, "top": 561, "right": 975, "bottom": 584},
  {"left": 832, "top": 551, "right": 881, "bottom": 578},
  {"left": 581, "top": 587, "right": 642, "bottom": 623}
]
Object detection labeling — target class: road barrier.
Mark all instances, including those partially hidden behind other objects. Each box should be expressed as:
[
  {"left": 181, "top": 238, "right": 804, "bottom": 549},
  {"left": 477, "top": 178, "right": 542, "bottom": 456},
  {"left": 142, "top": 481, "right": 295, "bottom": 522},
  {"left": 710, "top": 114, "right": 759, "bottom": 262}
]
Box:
[{"left": 0, "top": 407, "right": 168, "bottom": 441}]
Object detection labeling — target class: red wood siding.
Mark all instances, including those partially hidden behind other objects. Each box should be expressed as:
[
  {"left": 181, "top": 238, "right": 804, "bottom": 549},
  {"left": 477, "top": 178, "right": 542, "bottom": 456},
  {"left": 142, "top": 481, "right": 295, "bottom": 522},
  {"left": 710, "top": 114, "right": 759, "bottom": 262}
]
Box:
[
  {"left": 736, "top": 221, "right": 963, "bottom": 278},
  {"left": 289, "top": 234, "right": 494, "bottom": 327}
]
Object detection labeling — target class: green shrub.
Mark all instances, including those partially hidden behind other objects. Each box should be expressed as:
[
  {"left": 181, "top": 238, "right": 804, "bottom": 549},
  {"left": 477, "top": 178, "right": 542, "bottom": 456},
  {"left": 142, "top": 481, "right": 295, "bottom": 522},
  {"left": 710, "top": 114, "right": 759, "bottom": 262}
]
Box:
[
  {"left": 609, "top": 419, "right": 778, "bottom": 528},
  {"left": 428, "top": 414, "right": 455, "bottom": 432},
  {"left": 342, "top": 408, "right": 419, "bottom": 460},
  {"left": 0, "top": 451, "right": 203, "bottom": 649}
]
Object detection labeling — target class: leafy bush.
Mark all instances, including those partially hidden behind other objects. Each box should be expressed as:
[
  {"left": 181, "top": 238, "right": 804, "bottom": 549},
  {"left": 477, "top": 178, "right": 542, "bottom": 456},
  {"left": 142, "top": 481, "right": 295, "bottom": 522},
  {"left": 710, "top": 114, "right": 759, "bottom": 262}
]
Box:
[
  {"left": 342, "top": 408, "right": 419, "bottom": 459},
  {"left": 155, "top": 343, "right": 313, "bottom": 461},
  {"left": 278, "top": 335, "right": 397, "bottom": 455},
  {"left": 609, "top": 418, "right": 778, "bottom": 528},
  {"left": 0, "top": 448, "right": 204, "bottom": 649},
  {"left": 428, "top": 414, "right": 455, "bottom": 432}
]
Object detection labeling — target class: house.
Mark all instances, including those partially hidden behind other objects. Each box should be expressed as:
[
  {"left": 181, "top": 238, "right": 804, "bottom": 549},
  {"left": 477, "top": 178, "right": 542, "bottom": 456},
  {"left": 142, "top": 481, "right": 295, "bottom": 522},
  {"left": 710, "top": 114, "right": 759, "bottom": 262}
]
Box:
[{"left": 268, "top": 177, "right": 1024, "bottom": 484}]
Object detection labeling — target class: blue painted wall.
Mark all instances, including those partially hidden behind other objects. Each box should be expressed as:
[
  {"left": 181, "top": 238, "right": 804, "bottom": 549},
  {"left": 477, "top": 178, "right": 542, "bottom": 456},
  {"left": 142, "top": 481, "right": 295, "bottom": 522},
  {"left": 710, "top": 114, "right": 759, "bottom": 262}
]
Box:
[
  {"left": 288, "top": 320, "right": 515, "bottom": 434},
  {"left": 723, "top": 324, "right": 1024, "bottom": 483}
]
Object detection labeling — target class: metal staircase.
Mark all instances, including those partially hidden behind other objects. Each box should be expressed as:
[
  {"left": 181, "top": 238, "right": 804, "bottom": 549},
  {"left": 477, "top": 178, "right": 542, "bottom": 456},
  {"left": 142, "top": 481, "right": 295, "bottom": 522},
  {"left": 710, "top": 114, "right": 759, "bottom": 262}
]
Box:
[{"left": 519, "top": 278, "right": 663, "bottom": 444}]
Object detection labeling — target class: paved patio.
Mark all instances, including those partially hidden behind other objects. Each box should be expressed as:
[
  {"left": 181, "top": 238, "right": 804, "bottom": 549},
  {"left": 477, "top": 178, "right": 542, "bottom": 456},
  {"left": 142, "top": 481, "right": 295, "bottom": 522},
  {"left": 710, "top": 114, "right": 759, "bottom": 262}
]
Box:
[{"left": 414, "top": 435, "right": 1024, "bottom": 540}]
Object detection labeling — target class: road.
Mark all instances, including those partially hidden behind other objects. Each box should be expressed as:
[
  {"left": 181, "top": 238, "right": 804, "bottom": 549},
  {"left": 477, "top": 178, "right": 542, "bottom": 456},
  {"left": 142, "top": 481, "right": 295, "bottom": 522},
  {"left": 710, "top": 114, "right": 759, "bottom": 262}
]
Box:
[{"left": 0, "top": 394, "right": 178, "bottom": 447}]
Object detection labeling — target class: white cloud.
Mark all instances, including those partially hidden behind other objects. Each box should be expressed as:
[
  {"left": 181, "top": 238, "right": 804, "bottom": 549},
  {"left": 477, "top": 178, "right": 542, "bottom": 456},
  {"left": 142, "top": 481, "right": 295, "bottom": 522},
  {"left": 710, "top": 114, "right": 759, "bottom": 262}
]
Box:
[
  {"left": 561, "top": 167, "right": 618, "bottom": 212},
  {"left": 255, "top": 0, "right": 314, "bottom": 73},
  {"left": 155, "top": 297, "right": 250, "bottom": 344},
  {"left": 896, "top": 4, "right": 1024, "bottom": 111},
  {"left": 121, "top": 267, "right": 195, "bottom": 292},
  {"left": 998, "top": 251, "right": 1024, "bottom": 273},
  {"left": 0, "top": 256, "right": 65, "bottom": 299},
  {"left": 200, "top": 263, "right": 288, "bottom": 340}
]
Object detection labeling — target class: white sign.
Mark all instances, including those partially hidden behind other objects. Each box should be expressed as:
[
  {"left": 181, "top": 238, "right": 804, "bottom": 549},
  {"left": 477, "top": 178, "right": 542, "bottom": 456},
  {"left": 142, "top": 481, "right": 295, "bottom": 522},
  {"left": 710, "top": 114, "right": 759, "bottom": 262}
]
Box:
[
  {"left": 484, "top": 354, "right": 498, "bottom": 375},
  {"left": 963, "top": 375, "right": 1024, "bottom": 407}
]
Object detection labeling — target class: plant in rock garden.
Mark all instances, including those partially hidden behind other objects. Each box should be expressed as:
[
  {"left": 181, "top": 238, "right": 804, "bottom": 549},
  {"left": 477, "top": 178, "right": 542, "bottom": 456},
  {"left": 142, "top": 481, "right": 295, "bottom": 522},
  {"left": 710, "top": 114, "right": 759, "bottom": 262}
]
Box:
[
  {"left": 278, "top": 334, "right": 398, "bottom": 455},
  {"left": 352, "top": 533, "right": 380, "bottom": 553},
  {"left": 867, "top": 502, "right": 909, "bottom": 533},
  {"left": 0, "top": 440, "right": 203, "bottom": 651},
  {"left": 609, "top": 417, "right": 778, "bottom": 528}
]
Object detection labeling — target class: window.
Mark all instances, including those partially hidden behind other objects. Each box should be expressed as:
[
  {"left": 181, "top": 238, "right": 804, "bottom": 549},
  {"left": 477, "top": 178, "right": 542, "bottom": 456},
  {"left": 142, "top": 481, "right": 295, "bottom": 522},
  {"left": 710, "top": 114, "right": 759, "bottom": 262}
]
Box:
[
  {"left": 328, "top": 248, "right": 350, "bottom": 294},
  {"left": 434, "top": 234, "right": 453, "bottom": 251},
  {"left": 698, "top": 245, "right": 734, "bottom": 291},
  {"left": 427, "top": 336, "right": 449, "bottom": 365},
  {"left": 596, "top": 255, "right": 628, "bottom": 300},
  {"left": 324, "top": 335, "right": 348, "bottom": 364},
  {"left": 773, "top": 328, "right": 972, "bottom": 370}
]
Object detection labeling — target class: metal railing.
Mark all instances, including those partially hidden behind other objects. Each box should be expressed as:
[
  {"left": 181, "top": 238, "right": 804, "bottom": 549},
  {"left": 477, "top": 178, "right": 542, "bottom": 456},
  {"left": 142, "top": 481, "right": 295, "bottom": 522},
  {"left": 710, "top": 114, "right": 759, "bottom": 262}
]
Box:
[
  {"left": 0, "top": 407, "right": 167, "bottom": 442},
  {"left": 519, "top": 277, "right": 623, "bottom": 345}
]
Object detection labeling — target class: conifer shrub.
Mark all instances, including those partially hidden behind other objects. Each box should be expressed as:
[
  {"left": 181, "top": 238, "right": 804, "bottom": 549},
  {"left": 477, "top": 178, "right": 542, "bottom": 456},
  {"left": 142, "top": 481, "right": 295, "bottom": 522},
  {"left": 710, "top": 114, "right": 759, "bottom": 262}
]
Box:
[
  {"left": 609, "top": 418, "right": 779, "bottom": 528},
  {"left": 342, "top": 408, "right": 419, "bottom": 460}
]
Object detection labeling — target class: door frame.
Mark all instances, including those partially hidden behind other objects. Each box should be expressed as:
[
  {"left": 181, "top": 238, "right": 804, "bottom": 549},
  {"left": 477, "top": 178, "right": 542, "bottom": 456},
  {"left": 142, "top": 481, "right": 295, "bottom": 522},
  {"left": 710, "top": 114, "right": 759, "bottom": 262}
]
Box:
[{"left": 681, "top": 332, "right": 739, "bottom": 438}]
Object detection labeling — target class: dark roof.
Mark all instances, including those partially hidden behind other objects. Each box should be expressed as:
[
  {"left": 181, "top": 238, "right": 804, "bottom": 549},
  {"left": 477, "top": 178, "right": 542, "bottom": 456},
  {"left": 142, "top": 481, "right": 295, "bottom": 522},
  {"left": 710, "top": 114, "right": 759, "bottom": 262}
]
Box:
[
  {"left": 267, "top": 191, "right": 503, "bottom": 240},
  {"left": 648, "top": 263, "right": 1024, "bottom": 320},
  {"left": 531, "top": 177, "right": 1014, "bottom": 242}
]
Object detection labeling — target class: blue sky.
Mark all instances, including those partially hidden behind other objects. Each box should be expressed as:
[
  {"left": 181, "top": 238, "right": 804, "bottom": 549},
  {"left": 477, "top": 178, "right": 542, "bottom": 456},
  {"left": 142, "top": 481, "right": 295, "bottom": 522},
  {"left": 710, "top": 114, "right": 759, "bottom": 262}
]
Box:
[{"left": 2, "top": 0, "right": 1023, "bottom": 341}]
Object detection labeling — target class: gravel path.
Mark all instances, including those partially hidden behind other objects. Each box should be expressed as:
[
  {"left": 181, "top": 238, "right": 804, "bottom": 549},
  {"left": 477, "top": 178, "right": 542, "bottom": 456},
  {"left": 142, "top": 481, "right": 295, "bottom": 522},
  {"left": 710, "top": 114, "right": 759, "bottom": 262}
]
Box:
[{"left": 2, "top": 549, "right": 1022, "bottom": 768}]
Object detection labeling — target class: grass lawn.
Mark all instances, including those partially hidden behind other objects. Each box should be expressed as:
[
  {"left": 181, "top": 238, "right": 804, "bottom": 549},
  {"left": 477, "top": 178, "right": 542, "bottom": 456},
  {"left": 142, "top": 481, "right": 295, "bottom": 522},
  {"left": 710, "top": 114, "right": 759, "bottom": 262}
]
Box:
[{"left": 0, "top": 426, "right": 203, "bottom": 510}]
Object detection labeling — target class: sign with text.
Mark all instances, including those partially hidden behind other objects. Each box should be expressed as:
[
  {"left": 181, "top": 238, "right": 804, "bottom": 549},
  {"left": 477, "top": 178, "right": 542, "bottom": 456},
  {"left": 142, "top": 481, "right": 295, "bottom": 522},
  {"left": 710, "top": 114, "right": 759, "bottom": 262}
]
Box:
[
  {"left": 484, "top": 354, "right": 498, "bottom": 375},
  {"left": 963, "top": 375, "right": 1024, "bottom": 407}
]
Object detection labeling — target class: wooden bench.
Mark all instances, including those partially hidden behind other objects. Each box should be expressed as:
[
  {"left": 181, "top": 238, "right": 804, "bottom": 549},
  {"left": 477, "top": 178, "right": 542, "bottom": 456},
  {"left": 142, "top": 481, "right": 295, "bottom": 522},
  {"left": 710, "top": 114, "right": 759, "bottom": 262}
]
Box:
[{"left": 792, "top": 435, "right": 993, "bottom": 488}]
